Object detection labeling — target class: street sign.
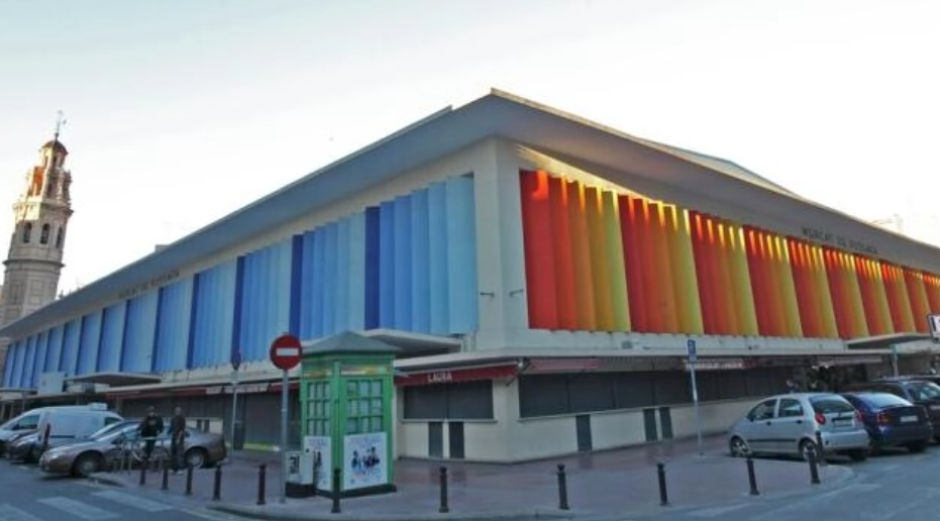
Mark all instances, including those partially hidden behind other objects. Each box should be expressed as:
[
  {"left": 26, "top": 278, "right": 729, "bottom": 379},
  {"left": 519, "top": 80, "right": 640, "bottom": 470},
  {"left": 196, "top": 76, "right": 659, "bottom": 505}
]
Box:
[
  {"left": 269, "top": 334, "right": 302, "bottom": 371},
  {"left": 231, "top": 348, "right": 242, "bottom": 372},
  {"left": 687, "top": 338, "right": 697, "bottom": 363}
]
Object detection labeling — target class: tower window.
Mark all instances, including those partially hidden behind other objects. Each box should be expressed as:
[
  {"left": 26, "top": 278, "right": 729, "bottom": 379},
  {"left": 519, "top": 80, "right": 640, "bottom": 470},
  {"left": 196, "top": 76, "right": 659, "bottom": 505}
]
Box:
[
  {"left": 55, "top": 227, "right": 64, "bottom": 248},
  {"left": 22, "top": 223, "right": 32, "bottom": 243},
  {"left": 40, "top": 224, "right": 50, "bottom": 245}
]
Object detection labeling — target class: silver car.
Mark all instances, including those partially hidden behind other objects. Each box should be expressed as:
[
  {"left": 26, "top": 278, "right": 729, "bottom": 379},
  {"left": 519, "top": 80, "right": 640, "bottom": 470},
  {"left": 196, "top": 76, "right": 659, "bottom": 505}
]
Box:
[{"left": 728, "top": 392, "right": 871, "bottom": 461}]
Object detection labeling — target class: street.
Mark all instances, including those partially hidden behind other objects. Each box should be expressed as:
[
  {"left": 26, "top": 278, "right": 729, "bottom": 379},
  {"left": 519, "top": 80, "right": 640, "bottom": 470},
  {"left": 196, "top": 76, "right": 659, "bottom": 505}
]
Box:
[
  {"left": 600, "top": 448, "right": 940, "bottom": 521},
  {"left": 0, "top": 462, "right": 236, "bottom": 521}
]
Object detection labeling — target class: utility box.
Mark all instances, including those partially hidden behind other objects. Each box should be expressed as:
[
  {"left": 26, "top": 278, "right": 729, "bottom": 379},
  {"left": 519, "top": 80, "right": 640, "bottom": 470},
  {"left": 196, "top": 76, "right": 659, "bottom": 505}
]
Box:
[{"left": 285, "top": 451, "right": 316, "bottom": 498}]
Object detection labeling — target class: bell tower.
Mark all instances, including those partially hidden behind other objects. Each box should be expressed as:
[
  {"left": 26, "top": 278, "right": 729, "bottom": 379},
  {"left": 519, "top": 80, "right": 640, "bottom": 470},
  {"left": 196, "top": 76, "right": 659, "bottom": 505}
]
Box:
[{"left": 0, "top": 112, "right": 74, "bottom": 336}]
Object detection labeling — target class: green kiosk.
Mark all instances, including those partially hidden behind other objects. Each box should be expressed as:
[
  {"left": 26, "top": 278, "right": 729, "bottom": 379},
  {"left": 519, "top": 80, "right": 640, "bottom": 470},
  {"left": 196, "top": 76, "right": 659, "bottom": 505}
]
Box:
[{"left": 298, "top": 331, "right": 400, "bottom": 499}]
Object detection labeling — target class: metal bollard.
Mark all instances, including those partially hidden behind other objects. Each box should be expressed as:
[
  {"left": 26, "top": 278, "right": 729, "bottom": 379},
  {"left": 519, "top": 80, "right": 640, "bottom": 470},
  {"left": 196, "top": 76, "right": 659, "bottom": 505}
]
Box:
[
  {"left": 746, "top": 455, "right": 759, "bottom": 496},
  {"left": 807, "top": 446, "right": 821, "bottom": 485},
  {"left": 139, "top": 462, "right": 147, "bottom": 486},
  {"left": 256, "top": 464, "right": 267, "bottom": 506},
  {"left": 557, "top": 464, "right": 570, "bottom": 510},
  {"left": 185, "top": 465, "right": 194, "bottom": 496},
  {"left": 657, "top": 462, "right": 669, "bottom": 506},
  {"left": 161, "top": 464, "right": 169, "bottom": 491},
  {"left": 815, "top": 432, "right": 827, "bottom": 467},
  {"left": 212, "top": 465, "right": 222, "bottom": 501},
  {"left": 331, "top": 468, "right": 342, "bottom": 514},
  {"left": 439, "top": 466, "right": 450, "bottom": 514}
]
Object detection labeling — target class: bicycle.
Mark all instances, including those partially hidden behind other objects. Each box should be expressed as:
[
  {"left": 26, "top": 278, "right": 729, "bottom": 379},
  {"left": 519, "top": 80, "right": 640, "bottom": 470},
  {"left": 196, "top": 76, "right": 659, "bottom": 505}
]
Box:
[{"left": 120, "top": 434, "right": 169, "bottom": 471}]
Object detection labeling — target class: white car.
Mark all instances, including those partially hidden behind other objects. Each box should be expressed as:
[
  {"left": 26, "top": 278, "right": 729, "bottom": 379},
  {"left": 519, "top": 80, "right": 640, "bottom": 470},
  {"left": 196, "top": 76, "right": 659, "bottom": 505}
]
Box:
[{"left": 728, "top": 392, "right": 870, "bottom": 461}]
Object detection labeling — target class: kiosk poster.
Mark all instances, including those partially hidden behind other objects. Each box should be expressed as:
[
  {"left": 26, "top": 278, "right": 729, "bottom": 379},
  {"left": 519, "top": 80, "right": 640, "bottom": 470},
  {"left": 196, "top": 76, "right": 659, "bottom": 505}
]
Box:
[
  {"left": 303, "top": 435, "right": 332, "bottom": 491},
  {"left": 343, "top": 432, "right": 388, "bottom": 490}
]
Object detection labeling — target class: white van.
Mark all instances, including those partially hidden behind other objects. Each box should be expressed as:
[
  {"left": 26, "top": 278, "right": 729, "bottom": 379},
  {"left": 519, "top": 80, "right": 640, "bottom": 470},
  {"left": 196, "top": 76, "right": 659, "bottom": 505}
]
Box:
[{"left": 36, "top": 404, "right": 123, "bottom": 450}]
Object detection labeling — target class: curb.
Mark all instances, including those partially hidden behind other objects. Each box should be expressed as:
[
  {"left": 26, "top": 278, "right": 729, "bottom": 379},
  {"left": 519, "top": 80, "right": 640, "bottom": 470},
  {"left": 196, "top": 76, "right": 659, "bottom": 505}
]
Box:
[
  {"left": 88, "top": 472, "right": 130, "bottom": 488},
  {"left": 207, "top": 504, "right": 578, "bottom": 521}
]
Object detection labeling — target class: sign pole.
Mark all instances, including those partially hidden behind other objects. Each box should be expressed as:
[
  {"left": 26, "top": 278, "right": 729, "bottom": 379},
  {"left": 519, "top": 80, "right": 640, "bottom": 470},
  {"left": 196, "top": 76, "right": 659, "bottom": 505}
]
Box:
[
  {"left": 280, "top": 368, "right": 289, "bottom": 503},
  {"left": 687, "top": 338, "right": 703, "bottom": 456},
  {"left": 268, "top": 333, "right": 302, "bottom": 505}
]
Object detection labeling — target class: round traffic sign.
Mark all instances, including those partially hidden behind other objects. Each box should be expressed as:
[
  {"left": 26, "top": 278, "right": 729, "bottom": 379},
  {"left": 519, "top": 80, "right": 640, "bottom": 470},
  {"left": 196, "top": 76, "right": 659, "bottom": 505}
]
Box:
[{"left": 269, "top": 333, "right": 303, "bottom": 371}]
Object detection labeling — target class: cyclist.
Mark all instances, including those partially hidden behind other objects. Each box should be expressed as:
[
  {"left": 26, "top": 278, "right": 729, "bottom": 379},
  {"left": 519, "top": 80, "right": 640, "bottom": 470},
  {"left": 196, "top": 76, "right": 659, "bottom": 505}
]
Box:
[{"left": 136, "top": 407, "right": 164, "bottom": 463}]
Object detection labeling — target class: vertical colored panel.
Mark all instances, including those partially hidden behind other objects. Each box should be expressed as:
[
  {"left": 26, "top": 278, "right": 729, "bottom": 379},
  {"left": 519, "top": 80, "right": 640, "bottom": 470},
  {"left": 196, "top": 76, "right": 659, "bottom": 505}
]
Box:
[
  {"left": 675, "top": 209, "right": 705, "bottom": 334},
  {"left": 568, "top": 180, "right": 596, "bottom": 330},
  {"left": 378, "top": 201, "right": 395, "bottom": 328},
  {"left": 320, "top": 223, "right": 338, "bottom": 333},
  {"left": 808, "top": 245, "right": 839, "bottom": 338},
  {"left": 427, "top": 182, "right": 450, "bottom": 335},
  {"left": 392, "top": 196, "right": 413, "bottom": 330},
  {"left": 1, "top": 344, "right": 13, "bottom": 387},
  {"left": 34, "top": 331, "right": 49, "bottom": 387},
  {"left": 445, "top": 175, "right": 478, "bottom": 333},
  {"left": 603, "top": 191, "right": 630, "bottom": 331},
  {"left": 904, "top": 269, "right": 931, "bottom": 333},
  {"left": 638, "top": 200, "right": 663, "bottom": 332},
  {"left": 364, "top": 207, "right": 382, "bottom": 330},
  {"left": 519, "top": 170, "right": 558, "bottom": 329},
  {"left": 692, "top": 212, "right": 717, "bottom": 334},
  {"left": 728, "top": 223, "right": 759, "bottom": 336},
  {"left": 289, "top": 234, "right": 304, "bottom": 336},
  {"left": 789, "top": 241, "right": 820, "bottom": 337},
  {"left": 311, "top": 228, "right": 328, "bottom": 337},
  {"left": 887, "top": 264, "right": 916, "bottom": 333},
  {"left": 823, "top": 248, "right": 849, "bottom": 338},
  {"left": 348, "top": 212, "right": 367, "bottom": 331},
  {"left": 410, "top": 191, "right": 431, "bottom": 333},
  {"left": 711, "top": 218, "right": 736, "bottom": 335},
  {"left": 23, "top": 336, "right": 37, "bottom": 388},
  {"left": 549, "top": 177, "right": 577, "bottom": 330},
  {"left": 620, "top": 195, "right": 648, "bottom": 332},
  {"left": 76, "top": 311, "right": 102, "bottom": 376},
  {"left": 237, "top": 240, "right": 291, "bottom": 359},
  {"left": 98, "top": 303, "right": 126, "bottom": 373},
  {"left": 191, "top": 260, "right": 237, "bottom": 368},
  {"left": 653, "top": 203, "right": 679, "bottom": 333},
  {"left": 154, "top": 277, "right": 193, "bottom": 371},
  {"left": 186, "top": 274, "right": 201, "bottom": 369},
  {"left": 334, "top": 217, "right": 352, "bottom": 333},
  {"left": 585, "top": 186, "right": 614, "bottom": 330},
  {"left": 775, "top": 236, "right": 803, "bottom": 338},
  {"left": 298, "top": 231, "right": 315, "bottom": 338},
  {"left": 844, "top": 253, "right": 870, "bottom": 338},
  {"left": 61, "top": 318, "right": 81, "bottom": 375},
  {"left": 122, "top": 291, "right": 158, "bottom": 373},
  {"left": 45, "top": 325, "right": 64, "bottom": 372},
  {"left": 854, "top": 257, "right": 884, "bottom": 335},
  {"left": 8, "top": 342, "right": 23, "bottom": 388}
]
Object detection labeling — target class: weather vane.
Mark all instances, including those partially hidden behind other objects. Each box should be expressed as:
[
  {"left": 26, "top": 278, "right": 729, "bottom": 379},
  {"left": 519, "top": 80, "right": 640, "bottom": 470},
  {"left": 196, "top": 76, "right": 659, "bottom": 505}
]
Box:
[{"left": 54, "top": 110, "right": 67, "bottom": 142}]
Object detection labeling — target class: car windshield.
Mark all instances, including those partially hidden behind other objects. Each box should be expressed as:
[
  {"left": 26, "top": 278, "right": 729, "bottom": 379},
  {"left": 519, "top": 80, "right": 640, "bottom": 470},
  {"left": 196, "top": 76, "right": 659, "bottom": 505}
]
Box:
[
  {"left": 854, "top": 393, "right": 910, "bottom": 408},
  {"left": 907, "top": 382, "right": 940, "bottom": 401},
  {"left": 810, "top": 395, "right": 855, "bottom": 413}
]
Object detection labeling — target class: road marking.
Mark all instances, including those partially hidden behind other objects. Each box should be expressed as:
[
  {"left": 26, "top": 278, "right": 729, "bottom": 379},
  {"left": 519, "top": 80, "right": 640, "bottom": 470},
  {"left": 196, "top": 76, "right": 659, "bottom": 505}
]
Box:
[
  {"left": 37, "top": 497, "right": 118, "bottom": 520},
  {"left": 750, "top": 483, "right": 881, "bottom": 521},
  {"left": 0, "top": 504, "right": 44, "bottom": 521},
  {"left": 689, "top": 503, "right": 750, "bottom": 517},
  {"left": 92, "top": 490, "right": 173, "bottom": 512}
]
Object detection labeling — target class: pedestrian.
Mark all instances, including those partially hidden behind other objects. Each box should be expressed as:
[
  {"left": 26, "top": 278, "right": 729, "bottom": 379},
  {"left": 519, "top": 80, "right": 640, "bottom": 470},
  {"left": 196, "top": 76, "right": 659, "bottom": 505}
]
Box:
[
  {"left": 169, "top": 406, "right": 187, "bottom": 473},
  {"left": 136, "top": 407, "right": 164, "bottom": 464}
]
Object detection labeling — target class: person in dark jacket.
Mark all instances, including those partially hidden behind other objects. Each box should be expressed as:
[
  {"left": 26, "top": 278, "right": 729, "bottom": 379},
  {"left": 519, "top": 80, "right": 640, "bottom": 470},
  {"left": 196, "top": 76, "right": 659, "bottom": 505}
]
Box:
[
  {"left": 137, "top": 407, "right": 164, "bottom": 463},
  {"left": 169, "top": 406, "right": 187, "bottom": 473}
]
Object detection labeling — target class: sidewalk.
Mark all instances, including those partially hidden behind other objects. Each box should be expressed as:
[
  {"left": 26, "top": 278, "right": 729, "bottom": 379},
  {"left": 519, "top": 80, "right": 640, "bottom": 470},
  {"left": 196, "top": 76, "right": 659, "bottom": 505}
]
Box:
[{"left": 89, "top": 435, "right": 855, "bottom": 520}]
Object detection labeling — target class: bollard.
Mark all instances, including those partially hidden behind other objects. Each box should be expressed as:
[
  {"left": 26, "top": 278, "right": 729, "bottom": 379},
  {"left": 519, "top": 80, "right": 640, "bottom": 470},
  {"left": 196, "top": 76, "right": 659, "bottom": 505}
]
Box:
[
  {"left": 256, "top": 464, "right": 267, "bottom": 506},
  {"left": 746, "top": 455, "right": 759, "bottom": 496},
  {"left": 557, "top": 464, "right": 570, "bottom": 510},
  {"left": 331, "top": 468, "right": 342, "bottom": 514},
  {"left": 185, "top": 465, "right": 194, "bottom": 496},
  {"left": 806, "top": 445, "right": 821, "bottom": 485},
  {"left": 815, "top": 432, "right": 827, "bottom": 467},
  {"left": 161, "top": 465, "right": 169, "bottom": 491},
  {"left": 657, "top": 462, "right": 669, "bottom": 506},
  {"left": 212, "top": 465, "right": 222, "bottom": 501},
  {"left": 439, "top": 466, "right": 450, "bottom": 514},
  {"left": 139, "top": 462, "right": 147, "bottom": 486}
]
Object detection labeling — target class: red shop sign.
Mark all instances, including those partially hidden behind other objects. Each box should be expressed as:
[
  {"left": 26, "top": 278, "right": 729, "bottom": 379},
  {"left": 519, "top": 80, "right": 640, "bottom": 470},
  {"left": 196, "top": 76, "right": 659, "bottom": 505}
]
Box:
[{"left": 396, "top": 364, "right": 518, "bottom": 387}]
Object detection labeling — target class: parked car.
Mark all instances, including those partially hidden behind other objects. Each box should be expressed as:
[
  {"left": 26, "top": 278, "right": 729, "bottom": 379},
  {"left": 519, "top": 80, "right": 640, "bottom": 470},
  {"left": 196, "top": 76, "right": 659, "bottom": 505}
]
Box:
[
  {"left": 0, "top": 411, "right": 40, "bottom": 457},
  {"left": 2, "top": 429, "right": 37, "bottom": 459},
  {"left": 7, "top": 431, "right": 42, "bottom": 463},
  {"left": 39, "top": 420, "right": 228, "bottom": 477},
  {"left": 841, "top": 392, "right": 933, "bottom": 453},
  {"left": 844, "top": 378, "right": 940, "bottom": 441},
  {"left": 727, "top": 393, "right": 870, "bottom": 461}
]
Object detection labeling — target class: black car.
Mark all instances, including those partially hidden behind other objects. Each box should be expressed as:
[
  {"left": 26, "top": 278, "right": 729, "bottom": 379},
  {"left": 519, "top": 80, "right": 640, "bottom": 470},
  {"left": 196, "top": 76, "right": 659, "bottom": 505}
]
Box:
[
  {"left": 844, "top": 378, "right": 940, "bottom": 441},
  {"left": 841, "top": 392, "right": 933, "bottom": 453}
]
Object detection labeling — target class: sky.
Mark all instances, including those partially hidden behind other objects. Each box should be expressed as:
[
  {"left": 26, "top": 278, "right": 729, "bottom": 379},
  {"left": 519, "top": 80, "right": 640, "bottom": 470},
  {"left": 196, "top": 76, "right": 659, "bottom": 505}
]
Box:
[{"left": 0, "top": 0, "right": 938, "bottom": 292}]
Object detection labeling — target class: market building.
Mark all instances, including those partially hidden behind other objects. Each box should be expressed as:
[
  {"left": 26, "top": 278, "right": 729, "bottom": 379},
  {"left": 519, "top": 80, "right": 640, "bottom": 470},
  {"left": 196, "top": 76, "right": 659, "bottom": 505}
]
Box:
[{"left": 2, "top": 90, "right": 940, "bottom": 462}]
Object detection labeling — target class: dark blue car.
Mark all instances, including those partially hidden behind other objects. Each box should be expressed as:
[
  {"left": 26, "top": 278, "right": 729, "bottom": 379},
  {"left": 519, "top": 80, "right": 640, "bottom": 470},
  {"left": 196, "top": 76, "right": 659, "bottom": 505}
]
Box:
[{"left": 842, "top": 392, "right": 933, "bottom": 454}]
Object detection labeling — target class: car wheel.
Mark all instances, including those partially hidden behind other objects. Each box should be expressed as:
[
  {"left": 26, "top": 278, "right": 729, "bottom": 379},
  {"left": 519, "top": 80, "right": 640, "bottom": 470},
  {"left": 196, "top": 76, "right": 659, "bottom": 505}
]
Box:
[
  {"left": 185, "top": 448, "right": 207, "bottom": 469},
  {"left": 73, "top": 452, "right": 102, "bottom": 478},
  {"left": 729, "top": 436, "right": 750, "bottom": 458},
  {"left": 907, "top": 441, "right": 928, "bottom": 453}
]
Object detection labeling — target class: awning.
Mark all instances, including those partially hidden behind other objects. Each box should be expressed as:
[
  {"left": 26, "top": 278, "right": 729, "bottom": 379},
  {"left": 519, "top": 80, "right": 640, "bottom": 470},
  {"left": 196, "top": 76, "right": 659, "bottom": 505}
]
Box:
[
  {"left": 359, "top": 329, "right": 462, "bottom": 357},
  {"left": 65, "top": 372, "right": 163, "bottom": 387},
  {"left": 845, "top": 333, "right": 932, "bottom": 350}
]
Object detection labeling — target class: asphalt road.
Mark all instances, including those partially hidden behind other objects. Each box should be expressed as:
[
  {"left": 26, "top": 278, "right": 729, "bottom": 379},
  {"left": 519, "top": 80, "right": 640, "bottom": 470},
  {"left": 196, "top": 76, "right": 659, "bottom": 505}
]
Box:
[
  {"left": 590, "top": 446, "right": 940, "bottom": 521},
  {"left": 0, "top": 462, "right": 237, "bottom": 521}
]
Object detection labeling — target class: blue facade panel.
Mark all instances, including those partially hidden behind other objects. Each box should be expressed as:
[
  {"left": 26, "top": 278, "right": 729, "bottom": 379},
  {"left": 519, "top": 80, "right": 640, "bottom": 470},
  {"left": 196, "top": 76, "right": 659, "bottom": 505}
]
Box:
[
  {"left": 123, "top": 291, "right": 158, "bottom": 373},
  {"left": 76, "top": 311, "right": 102, "bottom": 376},
  {"left": 392, "top": 196, "right": 412, "bottom": 329},
  {"left": 444, "top": 176, "right": 479, "bottom": 332},
  {"left": 153, "top": 278, "right": 193, "bottom": 372},
  {"left": 23, "top": 337, "right": 38, "bottom": 388},
  {"left": 427, "top": 181, "right": 450, "bottom": 334},
  {"left": 98, "top": 303, "right": 126, "bottom": 373},
  {"left": 347, "top": 212, "right": 367, "bottom": 331},
  {"left": 10, "top": 341, "right": 25, "bottom": 388},
  {"left": 364, "top": 207, "right": 381, "bottom": 329},
  {"left": 61, "top": 318, "right": 82, "bottom": 376},
  {"left": 191, "top": 260, "right": 237, "bottom": 368},
  {"left": 33, "top": 331, "right": 49, "bottom": 388},
  {"left": 334, "top": 217, "right": 351, "bottom": 333},
  {"left": 410, "top": 188, "right": 431, "bottom": 333},
  {"left": 1, "top": 343, "right": 14, "bottom": 388},
  {"left": 45, "top": 325, "right": 64, "bottom": 373},
  {"left": 237, "top": 239, "right": 291, "bottom": 361},
  {"left": 378, "top": 202, "right": 395, "bottom": 328}
]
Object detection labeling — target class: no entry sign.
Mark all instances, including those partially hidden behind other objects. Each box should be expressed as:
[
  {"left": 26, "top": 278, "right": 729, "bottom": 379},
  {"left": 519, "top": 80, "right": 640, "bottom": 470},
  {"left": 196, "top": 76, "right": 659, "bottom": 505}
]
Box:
[{"left": 269, "top": 333, "right": 302, "bottom": 371}]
